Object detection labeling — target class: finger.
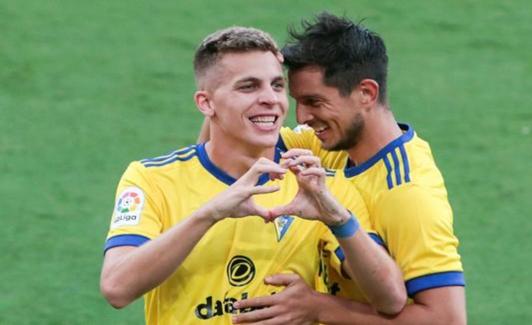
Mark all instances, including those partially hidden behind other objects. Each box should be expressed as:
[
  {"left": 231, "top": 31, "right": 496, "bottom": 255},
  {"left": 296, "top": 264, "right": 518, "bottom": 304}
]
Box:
[
  {"left": 237, "top": 318, "right": 286, "bottom": 325},
  {"left": 298, "top": 167, "right": 326, "bottom": 178},
  {"left": 287, "top": 155, "right": 321, "bottom": 168},
  {"left": 234, "top": 295, "right": 276, "bottom": 310},
  {"left": 264, "top": 273, "right": 301, "bottom": 286},
  {"left": 239, "top": 161, "right": 287, "bottom": 185},
  {"left": 249, "top": 185, "right": 280, "bottom": 195},
  {"left": 251, "top": 165, "right": 287, "bottom": 178},
  {"left": 252, "top": 204, "right": 274, "bottom": 220},
  {"left": 232, "top": 306, "right": 279, "bottom": 324},
  {"left": 269, "top": 172, "right": 284, "bottom": 181},
  {"left": 281, "top": 148, "right": 314, "bottom": 159},
  {"left": 269, "top": 203, "right": 299, "bottom": 219}
]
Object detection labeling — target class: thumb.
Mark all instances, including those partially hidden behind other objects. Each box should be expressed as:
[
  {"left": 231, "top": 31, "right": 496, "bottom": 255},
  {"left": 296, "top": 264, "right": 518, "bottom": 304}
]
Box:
[
  {"left": 250, "top": 184, "right": 280, "bottom": 195},
  {"left": 264, "top": 273, "right": 301, "bottom": 287},
  {"left": 269, "top": 202, "right": 298, "bottom": 219}
]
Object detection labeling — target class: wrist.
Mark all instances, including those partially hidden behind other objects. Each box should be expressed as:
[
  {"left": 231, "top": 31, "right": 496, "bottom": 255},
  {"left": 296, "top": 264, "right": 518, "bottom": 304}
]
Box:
[
  {"left": 196, "top": 204, "right": 222, "bottom": 225},
  {"left": 313, "top": 292, "right": 333, "bottom": 323},
  {"left": 328, "top": 210, "right": 359, "bottom": 238},
  {"left": 309, "top": 290, "right": 324, "bottom": 322}
]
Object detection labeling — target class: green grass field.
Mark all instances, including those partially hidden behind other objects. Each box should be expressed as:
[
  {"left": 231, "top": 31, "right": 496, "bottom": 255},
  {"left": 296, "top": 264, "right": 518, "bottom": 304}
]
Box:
[{"left": 1, "top": 0, "right": 531, "bottom": 323}]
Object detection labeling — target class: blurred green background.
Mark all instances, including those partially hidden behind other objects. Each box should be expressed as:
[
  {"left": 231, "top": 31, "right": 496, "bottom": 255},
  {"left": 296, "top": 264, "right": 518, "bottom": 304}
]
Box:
[{"left": 1, "top": 0, "right": 531, "bottom": 323}]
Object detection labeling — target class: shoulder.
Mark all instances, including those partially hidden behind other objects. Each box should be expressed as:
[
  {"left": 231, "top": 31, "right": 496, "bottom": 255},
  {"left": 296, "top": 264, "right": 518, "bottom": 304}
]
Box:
[
  {"left": 118, "top": 145, "right": 199, "bottom": 190},
  {"left": 374, "top": 183, "right": 453, "bottom": 232},
  {"left": 138, "top": 145, "right": 198, "bottom": 169}
]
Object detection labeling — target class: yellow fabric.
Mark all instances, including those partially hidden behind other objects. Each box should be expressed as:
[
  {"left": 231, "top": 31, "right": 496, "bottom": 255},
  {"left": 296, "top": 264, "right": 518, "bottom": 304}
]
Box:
[
  {"left": 105, "top": 143, "right": 371, "bottom": 324},
  {"left": 281, "top": 124, "right": 464, "bottom": 297}
]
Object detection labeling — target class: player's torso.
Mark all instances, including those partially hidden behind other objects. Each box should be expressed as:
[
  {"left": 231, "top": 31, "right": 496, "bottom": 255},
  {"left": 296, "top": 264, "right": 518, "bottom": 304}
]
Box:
[{"left": 142, "top": 145, "right": 326, "bottom": 324}]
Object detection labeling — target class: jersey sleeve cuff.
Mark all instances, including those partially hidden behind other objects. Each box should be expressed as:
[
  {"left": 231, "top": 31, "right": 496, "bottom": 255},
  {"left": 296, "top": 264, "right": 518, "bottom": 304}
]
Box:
[
  {"left": 104, "top": 234, "right": 151, "bottom": 254},
  {"left": 406, "top": 271, "right": 465, "bottom": 297},
  {"left": 368, "top": 232, "right": 387, "bottom": 248}
]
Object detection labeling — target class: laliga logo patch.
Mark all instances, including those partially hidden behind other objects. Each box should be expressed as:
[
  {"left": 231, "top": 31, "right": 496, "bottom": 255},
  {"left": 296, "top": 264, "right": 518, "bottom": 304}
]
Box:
[
  {"left": 274, "top": 215, "right": 294, "bottom": 241},
  {"left": 227, "top": 255, "right": 255, "bottom": 287},
  {"left": 111, "top": 187, "right": 144, "bottom": 229}
]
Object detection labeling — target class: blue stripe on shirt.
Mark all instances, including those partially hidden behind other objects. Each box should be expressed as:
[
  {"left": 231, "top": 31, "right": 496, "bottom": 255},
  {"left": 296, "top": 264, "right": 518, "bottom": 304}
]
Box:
[
  {"left": 104, "top": 234, "right": 150, "bottom": 254},
  {"left": 406, "top": 271, "right": 465, "bottom": 297}
]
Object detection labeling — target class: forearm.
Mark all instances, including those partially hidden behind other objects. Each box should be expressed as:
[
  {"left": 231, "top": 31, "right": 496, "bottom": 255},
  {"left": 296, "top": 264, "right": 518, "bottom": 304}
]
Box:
[
  {"left": 336, "top": 228, "right": 406, "bottom": 315},
  {"left": 317, "top": 287, "right": 466, "bottom": 325},
  {"left": 101, "top": 206, "right": 216, "bottom": 308},
  {"left": 313, "top": 292, "right": 387, "bottom": 325}
]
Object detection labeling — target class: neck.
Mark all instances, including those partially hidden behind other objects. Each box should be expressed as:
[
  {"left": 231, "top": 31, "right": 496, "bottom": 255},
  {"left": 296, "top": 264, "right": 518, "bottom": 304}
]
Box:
[
  {"left": 346, "top": 106, "right": 402, "bottom": 165},
  {"left": 206, "top": 134, "right": 276, "bottom": 180}
]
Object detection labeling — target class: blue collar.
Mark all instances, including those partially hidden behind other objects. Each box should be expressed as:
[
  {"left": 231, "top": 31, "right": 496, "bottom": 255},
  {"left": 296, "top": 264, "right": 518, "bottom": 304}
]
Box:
[
  {"left": 344, "top": 123, "right": 414, "bottom": 177},
  {"left": 196, "top": 143, "right": 282, "bottom": 186}
]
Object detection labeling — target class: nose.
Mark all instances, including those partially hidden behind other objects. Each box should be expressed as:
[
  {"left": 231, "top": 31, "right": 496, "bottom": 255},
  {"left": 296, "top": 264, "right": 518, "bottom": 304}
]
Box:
[
  {"left": 258, "top": 86, "right": 280, "bottom": 106},
  {"left": 296, "top": 103, "right": 313, "bottom": 124}
]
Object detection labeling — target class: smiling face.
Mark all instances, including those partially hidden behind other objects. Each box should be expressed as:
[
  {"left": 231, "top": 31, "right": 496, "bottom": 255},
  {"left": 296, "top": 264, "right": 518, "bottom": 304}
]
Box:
[
  {"left": 289, "top": 65, "right": 366, "bottom": 151},
  {"left": 204, "top": 50, "right": 288, "bottom": 150}
]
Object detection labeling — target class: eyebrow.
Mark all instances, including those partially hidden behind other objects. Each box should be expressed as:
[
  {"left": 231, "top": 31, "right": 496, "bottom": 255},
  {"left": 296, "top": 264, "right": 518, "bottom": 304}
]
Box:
[
  {"left": 235, "top": 75, "right": 285, "bottom": 84},
  {"left": 235, "top": 77, "right": 260, "bottom": 84},
  {"left": 290, "top": 93, "right": 324, "bottom": 101}
]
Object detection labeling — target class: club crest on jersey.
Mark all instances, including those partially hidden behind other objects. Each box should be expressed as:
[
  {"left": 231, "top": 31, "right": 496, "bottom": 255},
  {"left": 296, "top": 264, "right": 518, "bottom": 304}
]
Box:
[
  {"left": 274, "top": 215, "right": 294, "bottom": 241},
  {"left": 111, "top": 187, "right": 144, "bottom": 228}
]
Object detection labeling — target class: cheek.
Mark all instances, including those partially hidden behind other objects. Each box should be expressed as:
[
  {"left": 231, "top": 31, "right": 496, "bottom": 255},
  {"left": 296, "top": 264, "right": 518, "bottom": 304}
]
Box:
[{"left": 280, "top": 97, "right": 289, "bottom": 113}]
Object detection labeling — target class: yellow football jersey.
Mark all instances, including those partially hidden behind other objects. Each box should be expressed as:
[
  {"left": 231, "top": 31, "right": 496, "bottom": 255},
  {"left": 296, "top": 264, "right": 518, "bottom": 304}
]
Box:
[
  {"left": 280, "top": 123, "right": 465, "bottom": 297},
  {"left": 104, "top": 143, "right": 372, "bottom": 324}
]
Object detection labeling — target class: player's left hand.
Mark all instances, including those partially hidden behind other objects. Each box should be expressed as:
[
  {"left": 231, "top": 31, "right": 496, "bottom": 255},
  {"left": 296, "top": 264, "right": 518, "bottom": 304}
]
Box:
[
  {"left": 267, "top": 149, "right": 350, "bottom": 226},
  {"left": 232, "top": 273, "right": 318, "bottom": 325}
]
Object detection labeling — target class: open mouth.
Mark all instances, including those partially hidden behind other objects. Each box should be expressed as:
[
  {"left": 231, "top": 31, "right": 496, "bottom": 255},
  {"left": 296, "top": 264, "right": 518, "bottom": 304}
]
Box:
[
  {"left": 312, "top": 124, "right": 329, "bottom": 137},
  {"left": 249, "top": 114, "right": 279, "bottom": 128}
]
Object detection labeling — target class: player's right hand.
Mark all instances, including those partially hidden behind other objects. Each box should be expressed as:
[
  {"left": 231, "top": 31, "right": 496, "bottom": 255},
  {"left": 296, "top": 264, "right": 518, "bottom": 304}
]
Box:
[{"left": 205, "top": 158, "right": 286, "bottom": 221}]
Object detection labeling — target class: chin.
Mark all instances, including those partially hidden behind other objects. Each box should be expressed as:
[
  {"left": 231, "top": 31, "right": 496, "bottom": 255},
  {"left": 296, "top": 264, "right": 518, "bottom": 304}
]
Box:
[
  {"left": 250, "top": 134, "right": 279, "bottom": 149},
  {"left": 321, "top": 139, "right": 347, "bottom": 152}
]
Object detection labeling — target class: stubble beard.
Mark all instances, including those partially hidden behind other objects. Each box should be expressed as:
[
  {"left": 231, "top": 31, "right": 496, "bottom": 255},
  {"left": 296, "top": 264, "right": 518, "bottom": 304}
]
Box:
[{"left": 328, "top": 112, "right": 365, "bottom": 151}]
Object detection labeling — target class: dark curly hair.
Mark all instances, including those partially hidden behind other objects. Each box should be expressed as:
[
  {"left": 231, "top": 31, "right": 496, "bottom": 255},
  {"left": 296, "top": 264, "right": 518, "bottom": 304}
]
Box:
[{"left": 282, "top": 12, "right": 388, "bottom": 102}]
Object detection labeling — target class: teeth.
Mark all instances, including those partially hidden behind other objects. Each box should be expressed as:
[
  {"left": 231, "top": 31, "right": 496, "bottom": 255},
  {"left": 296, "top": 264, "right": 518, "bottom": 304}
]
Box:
[
  {"left": 314, "top": 125, "right": 328, "bottom": 133},
  {"left": 250, "top": 115, "right": 277, "bottom": 126},
  {"left": 250, "top": 116, "right": 276, "bottom": 123}
]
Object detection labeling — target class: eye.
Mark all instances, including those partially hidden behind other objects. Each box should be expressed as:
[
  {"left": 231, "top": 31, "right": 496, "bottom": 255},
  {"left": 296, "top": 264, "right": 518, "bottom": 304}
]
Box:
[
  {"left": 303, "top": 98, "right": 321, "bottom": 108},
  {"left": 272, "top": 80, "right": 285, "bottom": 91},
  {"left": 238, "top": 83, "right": 257, "bottom": 92}
]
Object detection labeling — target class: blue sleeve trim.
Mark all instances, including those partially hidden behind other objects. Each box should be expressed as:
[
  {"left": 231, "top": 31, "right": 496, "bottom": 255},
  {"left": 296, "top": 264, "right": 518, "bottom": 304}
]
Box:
[
  {"left": 406, "top": 271, "right": 465, "bottom": 297},
  {"left": 104, "top": 234, "right": 150, "bottom": 254},
  {"left": 368, "top": 232, "right": 387, "bottom": 247},
  {"left": 334, "top": 246, "right": 345, "bottom": 262}
]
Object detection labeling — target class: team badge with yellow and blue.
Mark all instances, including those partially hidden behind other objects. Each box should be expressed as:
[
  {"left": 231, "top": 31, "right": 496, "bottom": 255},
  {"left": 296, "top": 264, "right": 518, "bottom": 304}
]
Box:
[{"left": 274, "top": 215, "right": 294, "bottom": 241}]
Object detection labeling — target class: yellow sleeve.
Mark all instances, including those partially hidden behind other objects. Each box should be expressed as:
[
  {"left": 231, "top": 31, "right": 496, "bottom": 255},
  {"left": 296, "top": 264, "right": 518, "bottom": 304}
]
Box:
[
  {"left": 104, "top": 162, "right": 164, "bottom": 253},
  {"left": 279, "top": 126, "right": 349, "bottom": 169},
  {"left": 373, "top": 184, "right": 465, "bottom": 297}
]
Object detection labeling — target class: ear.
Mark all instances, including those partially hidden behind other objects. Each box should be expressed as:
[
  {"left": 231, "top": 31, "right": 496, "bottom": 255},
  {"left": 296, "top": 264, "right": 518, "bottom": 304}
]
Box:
[
  {"left": 194, "top": 90, "right": 215, "bottom": 117},
  {"left": 356, "top": 79, "right": 379, "bottom": 106}
]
